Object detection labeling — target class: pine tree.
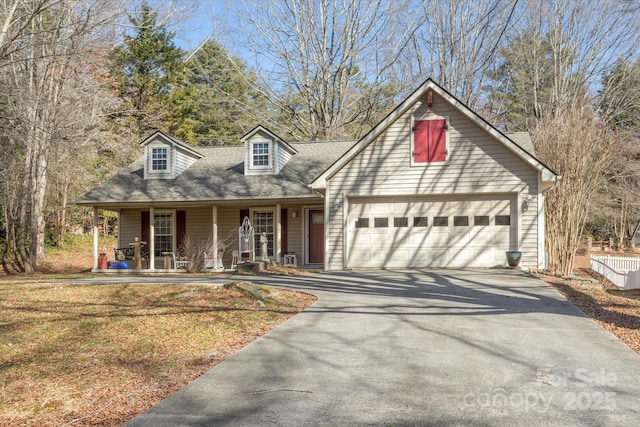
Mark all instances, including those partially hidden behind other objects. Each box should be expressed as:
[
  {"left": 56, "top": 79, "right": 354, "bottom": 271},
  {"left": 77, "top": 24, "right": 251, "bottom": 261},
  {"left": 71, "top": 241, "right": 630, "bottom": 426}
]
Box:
[{"left": 108, "top": 1, "right": 185, "bottom": 139}]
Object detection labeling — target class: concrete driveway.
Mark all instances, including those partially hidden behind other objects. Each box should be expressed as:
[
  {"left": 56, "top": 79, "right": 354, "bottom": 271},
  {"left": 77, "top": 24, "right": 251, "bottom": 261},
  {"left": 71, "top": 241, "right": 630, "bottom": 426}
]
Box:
[{"left": 121, "top": 269, "right": 640, "bottom": 426}]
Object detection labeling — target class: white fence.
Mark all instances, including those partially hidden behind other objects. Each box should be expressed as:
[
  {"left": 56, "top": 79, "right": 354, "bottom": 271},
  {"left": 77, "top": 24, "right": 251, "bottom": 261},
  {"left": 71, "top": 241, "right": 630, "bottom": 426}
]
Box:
[{"left": 590, "top": 255, "right": 640, "bottom": 290}]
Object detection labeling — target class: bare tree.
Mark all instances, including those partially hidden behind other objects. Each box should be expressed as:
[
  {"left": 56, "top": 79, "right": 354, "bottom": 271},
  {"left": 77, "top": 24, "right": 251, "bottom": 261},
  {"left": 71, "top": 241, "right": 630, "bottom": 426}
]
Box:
[
  {"left": 488, "top": 0, "right": 640, "bottom": 129},
  {"left": 534, "top": 106, "right": 619, "bottom": 276},
  {"left": 0, "top": 0, "right": 123, "bottom": 272},
  {"left": 407, "top": 0, "right": 519, "bottom": 109},
  {"left": 231, "top": 0, "right": 414, "bottom": 140}
]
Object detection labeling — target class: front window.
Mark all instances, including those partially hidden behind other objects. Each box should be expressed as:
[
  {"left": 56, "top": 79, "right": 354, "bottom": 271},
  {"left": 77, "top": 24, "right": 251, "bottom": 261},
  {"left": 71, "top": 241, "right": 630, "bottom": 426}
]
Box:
[
  {"left": 252, "top": 142, "right": 270, "bottom": 167},
  {"left": 152, "top": 147, "right": 168, "bottom": 171},
  {"left": 154, "top": 211, "right": 174, "bottom": 256},
  {"left": 253, "top": 210, "right": 274, "bottom": 257}
]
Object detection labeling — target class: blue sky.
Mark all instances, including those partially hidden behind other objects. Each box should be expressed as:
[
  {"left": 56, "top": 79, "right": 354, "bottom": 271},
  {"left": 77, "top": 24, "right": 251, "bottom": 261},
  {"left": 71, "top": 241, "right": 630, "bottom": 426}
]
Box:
[{"left": 169, "top": 1, "right": 234, "bottom": 51}]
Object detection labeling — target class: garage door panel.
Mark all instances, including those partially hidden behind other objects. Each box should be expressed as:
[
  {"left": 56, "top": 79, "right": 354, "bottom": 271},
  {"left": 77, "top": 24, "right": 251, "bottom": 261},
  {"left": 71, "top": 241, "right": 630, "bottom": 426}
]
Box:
[
  {"left": 430, "top": 231, "right": 450, "bottom": 246},
  {"left": 409, "top": 232, "right": 430, "bottom": 247},
  {"left": 352, "top": 232, "right": 371, "bottom": 247},
  {"left": 372, "top": 233, "right": 389, "bottom": 247},
  {"left": 470, "top": 248, "right": 494, "bottom": 264},
  {"left": 348, "top": 196, "right": 515, "bottom": 268},
  {"left": 449, "top": 231, "right": 469, "bottom": 247},
  {"left": 491, "top": 230, "right": 510, "bottom": 245}
]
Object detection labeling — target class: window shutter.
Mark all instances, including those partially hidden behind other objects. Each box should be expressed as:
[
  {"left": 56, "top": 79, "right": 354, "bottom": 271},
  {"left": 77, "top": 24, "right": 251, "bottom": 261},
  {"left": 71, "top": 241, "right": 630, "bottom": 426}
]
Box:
[
  {"left": 429, "top": 119, "right": 447, "bottom": 162},
  {"left": 176, "top": 210, "right": 186, "bottom": 249},
  {"left": 413, "top": 120, "right": 429, "bottom": 163},
  {"left": 141, "top": 212, "right": 150, "bottom": 244},
  {"left": 281, "top": 209, "right": 288, "bottom": 255},
  {"left": 414, "top": 119, "right": 446, "bottom": 163}
]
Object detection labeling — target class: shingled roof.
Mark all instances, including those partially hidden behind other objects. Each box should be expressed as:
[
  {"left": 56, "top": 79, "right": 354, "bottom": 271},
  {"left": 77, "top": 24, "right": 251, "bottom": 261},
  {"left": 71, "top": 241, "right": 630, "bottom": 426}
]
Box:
[{"left": 76, "top": 140, "right": 355, "bottom": 207}]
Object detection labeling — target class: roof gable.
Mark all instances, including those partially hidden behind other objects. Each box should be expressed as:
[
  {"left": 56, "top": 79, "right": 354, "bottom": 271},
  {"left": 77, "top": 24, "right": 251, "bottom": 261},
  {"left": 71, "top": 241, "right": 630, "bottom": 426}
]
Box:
[
  {"left": 241, "top": 125, "right": 297, "bottom": 155},
  {"left": 140, "top": 131, "right": 203, "bottom": 158},
  {"left": 140, "top": 131, "right": 203, "bottom": 180},
  {"left": 241, "top": 125, "right": 298, "bottom": 176},
  {"left": 310, "top": 78, "right": 558, "bottom": 190}
]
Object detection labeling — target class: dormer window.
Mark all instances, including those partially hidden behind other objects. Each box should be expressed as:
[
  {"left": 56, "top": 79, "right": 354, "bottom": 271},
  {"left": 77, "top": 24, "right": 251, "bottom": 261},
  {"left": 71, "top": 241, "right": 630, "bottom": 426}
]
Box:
[
  {"left": 152, "top": 147, "right": 168, "bottom": 171},
  {"left": 141, "top": 131, "right": 202, "bottom": 180},
  {"left": 241, "top": 125, "right": 297, "bottom": 176},
  {"left": 251, "top": 141, "right": 271, "bottom": 168}
]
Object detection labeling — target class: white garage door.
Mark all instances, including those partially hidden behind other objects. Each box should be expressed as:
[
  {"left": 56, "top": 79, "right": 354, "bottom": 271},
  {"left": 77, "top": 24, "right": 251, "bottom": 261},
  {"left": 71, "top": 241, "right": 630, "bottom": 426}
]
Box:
[{"left": 347, "top": 195, "right": 515, "bottom": 268}]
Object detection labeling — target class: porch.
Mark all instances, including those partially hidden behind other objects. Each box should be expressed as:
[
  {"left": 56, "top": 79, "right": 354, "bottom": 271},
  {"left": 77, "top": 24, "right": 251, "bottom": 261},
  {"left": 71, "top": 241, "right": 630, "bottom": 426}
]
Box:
[{"left": 89, "top": 202, "right": 326, "bottom": 273}]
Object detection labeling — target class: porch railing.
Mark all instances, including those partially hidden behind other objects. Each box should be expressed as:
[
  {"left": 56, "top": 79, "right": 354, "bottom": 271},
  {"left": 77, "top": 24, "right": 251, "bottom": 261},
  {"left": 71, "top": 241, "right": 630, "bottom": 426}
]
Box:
[{"left": 590, "top": 255, "right": 640, "bottom": 290}]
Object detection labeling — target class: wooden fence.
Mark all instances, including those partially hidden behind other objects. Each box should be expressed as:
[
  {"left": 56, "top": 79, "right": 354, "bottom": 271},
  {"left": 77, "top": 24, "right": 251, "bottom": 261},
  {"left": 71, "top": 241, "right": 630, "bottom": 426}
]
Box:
[{"left": 590, "top": 255, "right": 640, "bottom": 290}]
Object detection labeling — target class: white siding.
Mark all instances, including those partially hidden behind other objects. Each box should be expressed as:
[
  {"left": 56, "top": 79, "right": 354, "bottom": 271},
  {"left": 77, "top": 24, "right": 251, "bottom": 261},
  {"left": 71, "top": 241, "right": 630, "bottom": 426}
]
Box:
[
  {"left": 174, "top": 147, "right": 198, "bottom": 177},
  {"left": 275, "top": 144, "right": 293, "bottom": 173},
  {"left": 326, "top": 91, "right": 540, "bottom": 270}
]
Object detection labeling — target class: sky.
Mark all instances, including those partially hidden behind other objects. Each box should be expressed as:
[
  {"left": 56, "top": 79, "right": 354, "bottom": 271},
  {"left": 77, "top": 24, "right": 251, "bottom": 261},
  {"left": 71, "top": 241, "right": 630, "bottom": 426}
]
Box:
[{"left": 164, "top": 1, "right": 235, "bottom": 51}]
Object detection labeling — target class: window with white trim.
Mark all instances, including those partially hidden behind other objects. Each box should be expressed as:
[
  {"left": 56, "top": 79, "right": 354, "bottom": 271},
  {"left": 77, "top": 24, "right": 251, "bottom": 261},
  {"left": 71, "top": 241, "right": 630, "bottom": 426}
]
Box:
[
  {"left": 154, "top": 211, "right": 174, "bottom": 256},
  {"left": 151, "top": 147, "right": 168, "bottom": 171},
  {"left": 251, "top": 142, "right": 271, "bottom": 168},
  {"left": 252, "top": 209, "right": 274, "bottom": 257}
]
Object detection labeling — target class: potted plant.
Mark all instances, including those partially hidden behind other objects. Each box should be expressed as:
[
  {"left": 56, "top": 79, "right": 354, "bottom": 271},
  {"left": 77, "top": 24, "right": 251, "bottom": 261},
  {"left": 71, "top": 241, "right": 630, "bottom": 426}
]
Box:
[{"left": 506, "top": 251, "right": 522, "bottom": 267}]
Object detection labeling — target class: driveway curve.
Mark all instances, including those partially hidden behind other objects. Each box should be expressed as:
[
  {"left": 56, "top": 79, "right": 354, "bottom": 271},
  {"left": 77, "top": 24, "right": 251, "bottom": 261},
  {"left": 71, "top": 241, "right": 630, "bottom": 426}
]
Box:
[{"left": 120, "top": 269, "right": 640, "bottom": 426}]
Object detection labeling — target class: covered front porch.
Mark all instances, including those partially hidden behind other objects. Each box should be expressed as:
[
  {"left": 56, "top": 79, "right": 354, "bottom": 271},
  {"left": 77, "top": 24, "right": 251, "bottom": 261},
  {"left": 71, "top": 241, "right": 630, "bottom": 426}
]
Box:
[{"left": 89, "top": 200, "right": 326, "bottom": 272}]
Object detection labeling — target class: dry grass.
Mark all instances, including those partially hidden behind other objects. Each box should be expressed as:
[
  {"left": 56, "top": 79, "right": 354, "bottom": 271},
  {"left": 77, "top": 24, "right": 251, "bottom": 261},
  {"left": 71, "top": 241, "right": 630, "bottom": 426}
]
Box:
[{"left": 0, "top": 278, "right": 315, "bottom": 426}]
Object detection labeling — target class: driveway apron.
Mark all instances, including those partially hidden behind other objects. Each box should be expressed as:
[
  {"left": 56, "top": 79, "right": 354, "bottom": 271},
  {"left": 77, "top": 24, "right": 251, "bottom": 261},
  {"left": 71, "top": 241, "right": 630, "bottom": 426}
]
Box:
[{"left": 125, "top": 269, "right": 640, "bottom": 426}]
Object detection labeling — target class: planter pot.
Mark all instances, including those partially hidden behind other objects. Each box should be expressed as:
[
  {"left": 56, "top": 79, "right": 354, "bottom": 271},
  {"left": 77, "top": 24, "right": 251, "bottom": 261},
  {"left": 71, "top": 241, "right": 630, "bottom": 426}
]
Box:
[{"left": 506, "top": 251, "right": 522, "bottom": 267}]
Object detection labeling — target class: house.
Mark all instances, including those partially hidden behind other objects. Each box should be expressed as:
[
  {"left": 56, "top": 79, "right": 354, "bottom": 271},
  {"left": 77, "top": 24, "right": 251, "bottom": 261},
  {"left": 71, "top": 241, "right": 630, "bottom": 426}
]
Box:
[{"left": 76, "top": 79, "right": 559, "bottom": 271}]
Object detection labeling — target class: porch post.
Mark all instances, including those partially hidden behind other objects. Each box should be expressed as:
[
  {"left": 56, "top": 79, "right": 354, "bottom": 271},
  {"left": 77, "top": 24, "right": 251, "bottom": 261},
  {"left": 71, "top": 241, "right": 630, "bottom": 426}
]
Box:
[
  {"left": 342, "top": 194, "right": 349, "bottom": 270},
  {"left": 276, "top": 203, "right": 281, "bottom": 263},
  {"left": 212, "top": 205, "right": 218, "bottom": 267},
  {"left": 92, "top": 207, "right": 99, "bottom": 270},
  {"left": 149, "top": 207, "right": 155, "bottom": 270}
]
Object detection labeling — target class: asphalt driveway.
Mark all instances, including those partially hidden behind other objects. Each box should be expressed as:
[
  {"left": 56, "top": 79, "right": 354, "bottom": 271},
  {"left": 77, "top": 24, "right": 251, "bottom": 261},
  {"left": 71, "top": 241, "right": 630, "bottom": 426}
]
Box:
[{"left": 121, "top": 269, "right": 640, "bottom": 426}]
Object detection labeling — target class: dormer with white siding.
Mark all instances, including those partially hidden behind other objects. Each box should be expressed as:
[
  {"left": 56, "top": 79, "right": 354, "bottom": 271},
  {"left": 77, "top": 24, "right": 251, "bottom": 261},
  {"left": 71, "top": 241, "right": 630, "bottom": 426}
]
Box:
[
  {"left": 241, "top": 125, "right": 297, "bottom": 176},
  {"left": 140, "top": 131, "right": 203, "bottom": 180}
]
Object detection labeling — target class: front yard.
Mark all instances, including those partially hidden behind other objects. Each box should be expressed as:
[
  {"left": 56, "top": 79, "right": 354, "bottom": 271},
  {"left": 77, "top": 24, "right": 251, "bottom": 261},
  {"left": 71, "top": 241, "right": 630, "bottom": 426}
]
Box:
[{"left": 0, "top": 279, "right": 315, "bottom": 426}]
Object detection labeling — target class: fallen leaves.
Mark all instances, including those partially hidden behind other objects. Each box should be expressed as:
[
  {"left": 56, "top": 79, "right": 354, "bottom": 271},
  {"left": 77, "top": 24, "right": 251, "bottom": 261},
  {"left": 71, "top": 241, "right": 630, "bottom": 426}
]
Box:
[
  {"left": 0, "top": 281, "right": 315, "bottom": 426},
  {"left": 539, "top": 273, "right": 640, "bottom": 355}
]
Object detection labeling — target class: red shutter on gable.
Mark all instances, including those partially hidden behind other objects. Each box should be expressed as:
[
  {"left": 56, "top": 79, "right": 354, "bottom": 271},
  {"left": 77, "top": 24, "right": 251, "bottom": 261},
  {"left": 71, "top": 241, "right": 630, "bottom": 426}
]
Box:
[
  {"left": 413, "top": 119, "right": 447, "bottom": 163},
  {"left": 429, "top": 119, "right": 447, "bottom": 162},
  {"left": 413, "top": 120, "right": 429, "bottom": 163}
]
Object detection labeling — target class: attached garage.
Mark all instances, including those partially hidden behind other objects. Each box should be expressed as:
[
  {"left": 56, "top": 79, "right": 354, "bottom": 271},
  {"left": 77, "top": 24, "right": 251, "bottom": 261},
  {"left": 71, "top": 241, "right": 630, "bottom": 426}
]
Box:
[
  {"left": 347, "top": 195, "right": 515, "bottom": 268},
  {"left": 310, "top": 79, "right": 559, "bottom": 271}
]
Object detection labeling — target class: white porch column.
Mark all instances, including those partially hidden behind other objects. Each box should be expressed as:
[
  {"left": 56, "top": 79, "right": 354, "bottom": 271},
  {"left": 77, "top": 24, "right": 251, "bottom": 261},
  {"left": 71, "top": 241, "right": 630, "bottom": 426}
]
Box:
[
  {"left": 149, "top": 207, "right": 155, "bottom": 270},
  {"left": 276, "top": 203, "right": 281, "bottom": 263},
  {"left": 92, "top": 208, "right": 99, "bottom": 270},
  {"left": 342, "top": 194, "right": 349, "bottom": 270},
  {"left": 212, "top": 205, "right": 218, "bottom": 267}
]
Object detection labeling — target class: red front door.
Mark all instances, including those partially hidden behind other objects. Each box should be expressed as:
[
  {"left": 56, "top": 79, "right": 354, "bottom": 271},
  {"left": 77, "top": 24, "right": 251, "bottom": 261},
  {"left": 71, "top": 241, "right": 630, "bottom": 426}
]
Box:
[{"left": 309, "top": 209, "right": 324, "bottom": 264}]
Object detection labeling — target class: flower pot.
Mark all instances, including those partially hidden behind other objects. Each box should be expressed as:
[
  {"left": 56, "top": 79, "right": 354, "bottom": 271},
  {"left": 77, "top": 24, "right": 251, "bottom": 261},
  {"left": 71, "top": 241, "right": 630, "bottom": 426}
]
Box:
[
  {"left": 506, "top": 251, "right": 522, "bottom": 267},
  {"left": 98, "top": 253, "right": 108, "bottom": 269}
]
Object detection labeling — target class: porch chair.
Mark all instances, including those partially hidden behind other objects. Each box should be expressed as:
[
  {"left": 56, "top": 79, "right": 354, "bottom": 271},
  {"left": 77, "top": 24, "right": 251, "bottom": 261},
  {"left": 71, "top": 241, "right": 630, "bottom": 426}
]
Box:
[{"left": 172, "top": 252, "right": 191, "bottom": 269}]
